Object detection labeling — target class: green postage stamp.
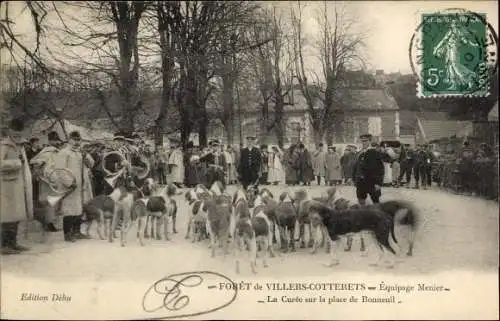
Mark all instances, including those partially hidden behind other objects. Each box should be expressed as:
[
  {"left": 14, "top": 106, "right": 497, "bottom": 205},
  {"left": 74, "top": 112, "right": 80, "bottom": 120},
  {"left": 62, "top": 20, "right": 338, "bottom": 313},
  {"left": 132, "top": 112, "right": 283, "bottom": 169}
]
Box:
[{"left": 410, "top": 9, "right": 498, "bottom": 98}]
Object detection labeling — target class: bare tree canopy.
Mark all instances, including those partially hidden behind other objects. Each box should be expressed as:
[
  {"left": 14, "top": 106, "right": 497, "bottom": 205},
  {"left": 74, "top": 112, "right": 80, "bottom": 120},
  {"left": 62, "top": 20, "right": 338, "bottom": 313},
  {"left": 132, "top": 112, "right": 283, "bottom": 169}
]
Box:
[
  {"left": 0, "top": 1, "right": 51, "bottom": 70},
  {"left": 291, "top": 1, "right": 367, "bottom": 144}
]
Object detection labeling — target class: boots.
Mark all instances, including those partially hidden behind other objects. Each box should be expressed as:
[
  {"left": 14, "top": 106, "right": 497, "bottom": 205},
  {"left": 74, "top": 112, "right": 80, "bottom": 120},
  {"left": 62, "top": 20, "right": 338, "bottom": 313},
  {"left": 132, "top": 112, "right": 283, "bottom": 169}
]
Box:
[
  {"left": 72, "top": 216, "right": 90, "bottom": 240},
  {"left": 344, "top": 235, "right": 353, "bottom": 252},
  {"left": 1, "top": 222, "right": 29, "bottom": 254},
  {"left": 63, "top": 217, "right": 76, "bottom": 242},
  {"left": 360, "top": 235, "right": 366, "bottom": 252},
  {"left": 172, "top": 215, "right": 178, "bottom": 234}
]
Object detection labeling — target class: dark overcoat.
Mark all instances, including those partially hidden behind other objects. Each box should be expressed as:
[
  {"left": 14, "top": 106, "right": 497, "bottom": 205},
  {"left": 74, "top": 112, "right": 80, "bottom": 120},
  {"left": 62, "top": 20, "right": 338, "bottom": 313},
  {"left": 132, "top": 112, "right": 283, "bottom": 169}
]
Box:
[
  {"left": 352, "top": 148, "right": 385, "bottom": 186},
  {"left": 238, "top": 147, "right": 261, "bottom": 186}
]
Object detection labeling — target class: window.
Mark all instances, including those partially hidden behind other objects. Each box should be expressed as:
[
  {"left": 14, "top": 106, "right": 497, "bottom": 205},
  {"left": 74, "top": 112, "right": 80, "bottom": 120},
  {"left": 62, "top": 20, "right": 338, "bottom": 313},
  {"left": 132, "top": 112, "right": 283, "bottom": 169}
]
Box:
[
  {"left": 288, "top": 121, "right": 302, "bottom": 144},
  {"left": 368, "top": 116, "right": 382, "bottom": 137},
  {"left": 242, "top": 118, "right": 258, "bottom": 138}
]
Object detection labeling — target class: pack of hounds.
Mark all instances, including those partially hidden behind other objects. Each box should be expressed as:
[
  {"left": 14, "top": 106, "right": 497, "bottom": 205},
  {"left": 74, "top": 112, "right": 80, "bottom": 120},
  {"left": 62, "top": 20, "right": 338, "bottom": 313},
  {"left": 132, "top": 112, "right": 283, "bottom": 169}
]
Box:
[
  {"left": 183, "top": 181, "right": 419, "bottom": 274},
  {"left": 64, "top": 177, "right": 420, "bottom": 274}
]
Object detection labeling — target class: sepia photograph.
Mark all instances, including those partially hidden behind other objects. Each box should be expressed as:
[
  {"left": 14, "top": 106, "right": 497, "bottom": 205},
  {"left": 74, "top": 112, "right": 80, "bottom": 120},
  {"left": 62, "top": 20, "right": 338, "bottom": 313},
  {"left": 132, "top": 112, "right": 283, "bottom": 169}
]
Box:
[{"left": 0, "top": 1, "right": 498, "bottom": 320}]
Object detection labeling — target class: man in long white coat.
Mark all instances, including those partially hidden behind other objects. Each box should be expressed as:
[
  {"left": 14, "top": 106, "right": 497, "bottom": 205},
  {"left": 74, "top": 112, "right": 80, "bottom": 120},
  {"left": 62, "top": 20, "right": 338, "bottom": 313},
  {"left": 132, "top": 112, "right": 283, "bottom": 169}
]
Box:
[
  {"left": 168, "top": 138, "right": 184, "bottom": 187},
  {"left": 1, "top": 118, "right": 33, "bottom": 255},
  {"left": 55, "top": 131, "right": 94, "bottom": 242},
  {"left": 29, "top": 131, "right": 64, "bottom": 232}
]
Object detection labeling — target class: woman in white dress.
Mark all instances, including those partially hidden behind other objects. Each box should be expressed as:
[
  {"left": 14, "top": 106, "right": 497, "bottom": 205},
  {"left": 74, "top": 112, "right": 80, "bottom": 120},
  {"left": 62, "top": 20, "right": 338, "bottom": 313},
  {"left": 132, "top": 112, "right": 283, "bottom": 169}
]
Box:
[
  {"left": 267, "top": 145, "right": 284, "bottom": 185},
  {"left": 382, "top": 144, "right": 397, "bottom": 186}
]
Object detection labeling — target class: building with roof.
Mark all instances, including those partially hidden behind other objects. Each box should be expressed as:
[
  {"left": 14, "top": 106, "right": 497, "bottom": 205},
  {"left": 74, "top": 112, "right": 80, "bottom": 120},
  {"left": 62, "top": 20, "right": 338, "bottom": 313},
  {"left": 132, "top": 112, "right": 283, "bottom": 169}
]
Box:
[
  {"left": 415, "top": 117, "right": 474, "bottom": 144},
  {"left": 6, "top": 82, "right": 401, "bottom": 149},
  {"left": 206, "top": 88, "right": 401, "bottom": 149}
]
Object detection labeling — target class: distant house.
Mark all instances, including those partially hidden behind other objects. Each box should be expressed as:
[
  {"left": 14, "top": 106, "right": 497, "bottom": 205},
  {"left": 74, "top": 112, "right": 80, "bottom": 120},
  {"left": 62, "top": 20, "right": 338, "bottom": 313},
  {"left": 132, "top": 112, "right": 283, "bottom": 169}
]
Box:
[
  {"left": 415, "top": 118, "right": 474, "bottom": 144},
  {"left": 7, "top": 83, "right": 400, "bottom": 149},
  {"left": 206, "top": 88, "right": 400, "bottom": 149}
]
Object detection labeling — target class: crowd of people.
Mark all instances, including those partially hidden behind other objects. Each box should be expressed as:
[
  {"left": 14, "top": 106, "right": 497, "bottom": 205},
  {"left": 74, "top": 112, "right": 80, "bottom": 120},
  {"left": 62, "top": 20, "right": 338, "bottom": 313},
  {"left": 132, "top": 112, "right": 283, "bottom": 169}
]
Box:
[{"left": 1, "top": 115, "right": 498, "bottom": 255}]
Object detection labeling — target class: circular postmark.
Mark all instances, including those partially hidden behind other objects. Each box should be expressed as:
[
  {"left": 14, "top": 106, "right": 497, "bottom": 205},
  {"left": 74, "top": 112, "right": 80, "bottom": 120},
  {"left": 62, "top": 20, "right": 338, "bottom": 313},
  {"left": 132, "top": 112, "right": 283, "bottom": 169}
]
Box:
[{"left": 409, "top": 8, "right": 498, "bottom": 96}]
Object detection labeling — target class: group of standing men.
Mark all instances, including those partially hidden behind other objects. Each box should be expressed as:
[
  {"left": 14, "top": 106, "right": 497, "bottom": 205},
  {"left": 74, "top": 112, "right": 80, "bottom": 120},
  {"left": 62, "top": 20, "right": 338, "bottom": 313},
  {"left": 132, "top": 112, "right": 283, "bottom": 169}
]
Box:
[
  {"left": 397, "top": 143, "right": 436, "bottom": 189},
  {"left": 1, "top": 118, "right": 95, "bottom": 254}
]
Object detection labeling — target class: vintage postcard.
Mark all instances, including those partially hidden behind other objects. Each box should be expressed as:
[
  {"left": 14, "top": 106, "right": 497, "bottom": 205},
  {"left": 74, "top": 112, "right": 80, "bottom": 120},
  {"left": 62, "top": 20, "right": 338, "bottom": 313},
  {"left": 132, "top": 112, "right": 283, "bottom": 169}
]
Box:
[{"left": 0, "top": 1, "right": 498, "bottom": 320}]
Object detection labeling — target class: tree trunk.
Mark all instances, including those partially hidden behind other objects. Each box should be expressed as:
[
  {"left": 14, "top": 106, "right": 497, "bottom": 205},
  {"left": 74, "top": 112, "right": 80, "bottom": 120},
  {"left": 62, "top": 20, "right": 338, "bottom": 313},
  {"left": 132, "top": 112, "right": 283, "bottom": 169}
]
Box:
[
  {"left": 222, "top": 74, "right": 235, "bottom": 145},
  {"left": 260, "top": 99, "right": 269, "bottom": 138},
  {"left": 119, "top": 84, "right": 136, "bottom": 135},
  {"left": 273, "top": 90, "right": 285, "bottom": 148},
  {"left": 199, "top": 112, "right": 208, "bottom": 147}
]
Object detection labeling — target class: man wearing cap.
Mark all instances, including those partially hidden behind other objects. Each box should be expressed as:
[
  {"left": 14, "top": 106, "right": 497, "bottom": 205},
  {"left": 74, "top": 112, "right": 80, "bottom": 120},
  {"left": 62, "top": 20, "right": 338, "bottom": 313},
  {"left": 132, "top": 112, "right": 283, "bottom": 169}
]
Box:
[
  {"left": 352, "top": 134, "right": 385, "bottom": 204},
  {"left": 397, "top": 143, "right": 414, "bottom": 187},
  {"left": 54, "top": 131, "right": 95, "bottom": 242},
  {"left": 29, "top": 131, "right": 65, "bottom": 232},
  {"left": 238, "top": 136, "right": 262, "bottom": 189},
  {"left": 1, "top": 118, "right": 33, "bottom": 254},
  {"left": 168, "top": 137, "right": 184, "bottom": 188},
  {"left": 201, "top": 140, "right": 225, "bottom": 188}
]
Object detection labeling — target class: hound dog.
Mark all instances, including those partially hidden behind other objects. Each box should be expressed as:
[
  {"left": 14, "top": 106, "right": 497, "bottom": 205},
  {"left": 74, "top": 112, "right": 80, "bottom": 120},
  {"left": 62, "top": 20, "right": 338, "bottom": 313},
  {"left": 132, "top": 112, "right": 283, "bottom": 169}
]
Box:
[
  {"left": 308, "top": 199, "right": 420, "bottom": 268},
  {"left": 294, "top": 189, "right": 332, "bottom": 251},
  {"left": 275, "top": 191, "right": 298, "bottom": 252},
  {"left": 307, "top": 187, "right": 366, "bottom": 255},
  {"left": 184, "top": 189, "right": 210, "bottom": 242},
  {"left": 231, "top": 187, "right": 267, "bottom": 274},
  {"left": 81, "top": 175, "right": 138, "bottom": 243},
  {"left": 231, "top": 187, "right": 251, "bottom": 239},
  {"left": 251, "top": 193, "right": 278, "bottom": 259},
  {"left": 142, "top": 180, "right": 178, "bottom": 241},
  {"left": 232, "top": 187, "right": 259, "bottom": 274},
  {"left": 205, "top": 195, "right": 232, "bottom": 258}
]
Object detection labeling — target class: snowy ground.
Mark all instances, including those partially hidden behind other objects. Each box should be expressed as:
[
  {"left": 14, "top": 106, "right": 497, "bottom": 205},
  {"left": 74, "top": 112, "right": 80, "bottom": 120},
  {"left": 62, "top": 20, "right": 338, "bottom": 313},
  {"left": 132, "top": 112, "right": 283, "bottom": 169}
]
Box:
[{"left": 2, "top": 184, "right": 498, "bottom": 280}]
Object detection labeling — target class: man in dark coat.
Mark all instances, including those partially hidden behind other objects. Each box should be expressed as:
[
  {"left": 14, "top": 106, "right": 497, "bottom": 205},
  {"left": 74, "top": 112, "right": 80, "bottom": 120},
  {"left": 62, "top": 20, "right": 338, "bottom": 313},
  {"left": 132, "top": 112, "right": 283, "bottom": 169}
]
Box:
[
  {"left": 184, "top": 141, "right": 199, "bottom": 187},
  {"left": 297, "top": 143, "right": 314, "bottom": 185},
  {"left": 199, "top": 140, "right": 224, "bottom": 188},
  {"left": 238, "top": 136, "right": 262, "bottom": 189},
  {"left": 352, "top": 134, "right": 385, "bottom": 204},
  {"left": 397, "top": 144, "right": 414, "bottom": 187}
]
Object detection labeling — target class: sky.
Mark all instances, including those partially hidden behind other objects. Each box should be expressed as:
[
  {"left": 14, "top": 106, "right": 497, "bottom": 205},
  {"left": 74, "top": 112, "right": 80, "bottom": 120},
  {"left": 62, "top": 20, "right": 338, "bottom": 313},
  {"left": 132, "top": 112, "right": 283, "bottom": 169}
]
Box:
[{"left": 1, "top": 1, "right": 498, "bottom": 75}]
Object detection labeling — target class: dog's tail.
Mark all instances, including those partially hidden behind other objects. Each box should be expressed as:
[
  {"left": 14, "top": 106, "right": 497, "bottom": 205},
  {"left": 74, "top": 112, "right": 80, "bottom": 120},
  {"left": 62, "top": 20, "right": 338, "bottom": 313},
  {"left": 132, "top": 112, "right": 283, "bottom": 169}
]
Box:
[{"left": 379, "top": 200, "right": 419, "bottom": 255}]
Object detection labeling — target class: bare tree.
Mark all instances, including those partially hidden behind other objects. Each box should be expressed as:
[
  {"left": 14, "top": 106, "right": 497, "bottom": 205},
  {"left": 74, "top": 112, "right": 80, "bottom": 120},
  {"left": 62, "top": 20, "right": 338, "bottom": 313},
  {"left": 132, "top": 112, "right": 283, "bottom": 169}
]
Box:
[
  {"left": 154, "top": 1, "right": 263, "bottom": 147},
  {"left": 247, "top": 6, "right": 294, "bottom": 147},
  {"left": 0, "top": 1, "right": 50, "bottom": 71},
  {"left": 50, "top": 1, "right": 152, "bottom": 135},
  {"left": 291, "top": 1, "right": 366, "bottom": 144}
]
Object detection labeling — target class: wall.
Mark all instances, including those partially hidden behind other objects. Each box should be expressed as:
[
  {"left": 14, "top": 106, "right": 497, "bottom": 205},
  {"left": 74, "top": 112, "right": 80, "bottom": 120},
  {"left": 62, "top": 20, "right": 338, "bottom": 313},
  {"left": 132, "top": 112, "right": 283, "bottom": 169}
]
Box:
[
  {"left": 205, "top": 109, "right": 398, "bottom": 149},
  {"left": 330, "top": 110, "right": 398, "bottom": 143}
]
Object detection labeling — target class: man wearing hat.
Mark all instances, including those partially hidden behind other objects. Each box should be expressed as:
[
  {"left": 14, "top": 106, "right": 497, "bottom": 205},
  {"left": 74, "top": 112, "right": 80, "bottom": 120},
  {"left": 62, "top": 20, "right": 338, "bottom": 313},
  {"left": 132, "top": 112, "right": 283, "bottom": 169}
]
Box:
[
  {"left": 200, "top": 140, "right": 225, "bottom": 188},
  {"left": 29, "top": 131, "right": 66, "bottom": 232},
  {"left": 1, "top": 118, "right": 33, "bottom": 254},
  {"left": 54, "top": 131, "right": 95, "bottom": 242},
  {"left": 397, "top": 143, "right": 414, "bottom": 187},
  {"left": 352, "top": 134, "right": 385, "bottom": 205},
  {"left": 238, "top": 136, "right": 262, "bottom": 189}
]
